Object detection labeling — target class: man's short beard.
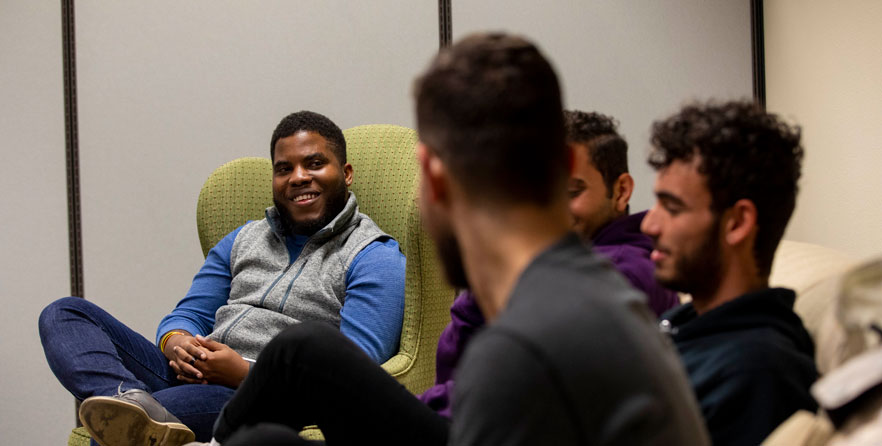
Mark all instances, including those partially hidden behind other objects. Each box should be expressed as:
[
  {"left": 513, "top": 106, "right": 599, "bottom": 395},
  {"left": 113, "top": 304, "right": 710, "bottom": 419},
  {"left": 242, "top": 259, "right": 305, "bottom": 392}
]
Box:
[
  {"left": 435, "top": 228, "right": 470, "bottom": 290},
  {"left": 275, "top": 179, "right": 349, "bottom": 236},
  {"left": 661, "top": 217, "right": 723, "bottom": 299}
]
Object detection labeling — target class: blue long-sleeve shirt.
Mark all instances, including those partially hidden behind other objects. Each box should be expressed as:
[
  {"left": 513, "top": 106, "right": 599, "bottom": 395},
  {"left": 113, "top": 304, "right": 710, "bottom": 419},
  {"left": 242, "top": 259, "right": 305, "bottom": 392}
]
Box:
[{"left": 156, "top": 224, "right": 405, "bottom": 363}]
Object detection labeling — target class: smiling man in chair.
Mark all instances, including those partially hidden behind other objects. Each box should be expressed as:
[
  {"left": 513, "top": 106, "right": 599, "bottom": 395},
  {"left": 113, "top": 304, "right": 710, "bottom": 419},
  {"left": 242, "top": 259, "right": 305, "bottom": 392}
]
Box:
[{"left": 38, "top": 110, "right": 405, "bottom": 445}]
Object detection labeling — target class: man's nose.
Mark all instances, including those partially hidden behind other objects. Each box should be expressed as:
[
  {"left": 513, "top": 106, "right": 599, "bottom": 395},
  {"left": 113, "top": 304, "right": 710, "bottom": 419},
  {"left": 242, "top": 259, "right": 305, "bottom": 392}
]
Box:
[
  {"left": 289, "top": 165, "right": 311, "bottom": 185},
  {"left": 641, "top": 205, "right": 660, "bottom": 237}
]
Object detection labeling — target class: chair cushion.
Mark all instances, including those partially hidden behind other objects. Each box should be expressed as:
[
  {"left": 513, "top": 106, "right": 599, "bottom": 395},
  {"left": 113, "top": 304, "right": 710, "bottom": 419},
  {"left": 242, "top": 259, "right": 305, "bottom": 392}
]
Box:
[{"left": 68, "top": 427, "right": 90, "bottom": 446}]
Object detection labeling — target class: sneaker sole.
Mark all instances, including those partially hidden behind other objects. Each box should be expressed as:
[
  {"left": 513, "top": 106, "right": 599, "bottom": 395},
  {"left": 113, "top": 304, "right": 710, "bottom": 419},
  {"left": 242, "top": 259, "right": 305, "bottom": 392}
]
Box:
[{"left": 79, "top": 396, "right": 195, "bottom": 446}]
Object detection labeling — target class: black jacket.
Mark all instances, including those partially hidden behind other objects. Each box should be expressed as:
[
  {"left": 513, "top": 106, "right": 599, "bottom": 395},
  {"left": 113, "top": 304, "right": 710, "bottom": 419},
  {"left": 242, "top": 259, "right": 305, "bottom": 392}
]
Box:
[{"left": 661, "top": 288, "right": 818, "bottom": 446}]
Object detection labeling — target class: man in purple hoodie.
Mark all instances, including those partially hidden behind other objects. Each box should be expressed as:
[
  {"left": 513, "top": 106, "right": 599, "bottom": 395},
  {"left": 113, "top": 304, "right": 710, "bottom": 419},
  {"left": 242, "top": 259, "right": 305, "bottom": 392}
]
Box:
[{"left": 565, "top": 109, "right": 680, "bottom": 317}]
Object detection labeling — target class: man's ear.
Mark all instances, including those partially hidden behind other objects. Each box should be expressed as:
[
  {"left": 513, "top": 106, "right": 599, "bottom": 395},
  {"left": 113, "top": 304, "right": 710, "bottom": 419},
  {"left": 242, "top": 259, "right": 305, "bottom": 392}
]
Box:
[
  {"left": 417, "top": 142, "right": 448, "bottom": 204},
  {"left": 611, "top": 173, "right": 634, "bottom": 214},
  {"left": 723, "top": 198, "right": 758, "bottom": 247},
  {"left": 343, "top": 163, "right": 353, "bottom": 187}
]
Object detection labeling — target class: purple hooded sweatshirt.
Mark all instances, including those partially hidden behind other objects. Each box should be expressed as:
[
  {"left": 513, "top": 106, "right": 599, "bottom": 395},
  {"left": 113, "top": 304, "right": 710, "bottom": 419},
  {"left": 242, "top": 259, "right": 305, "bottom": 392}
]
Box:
[
  {"left": 591, "top": 210, "right": 681, "bottom": 317},
  {"left": 418, "top": 211, "right": 680, "bottom": 418},
  {"left": 417, "top": 290, "right": 484, "bottom": 419}
]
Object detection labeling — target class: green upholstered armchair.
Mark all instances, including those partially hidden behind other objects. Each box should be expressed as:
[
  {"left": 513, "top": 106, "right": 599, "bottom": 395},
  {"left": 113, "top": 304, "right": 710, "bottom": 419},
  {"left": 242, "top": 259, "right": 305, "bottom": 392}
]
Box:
[{"left": 68, "top": 124, "right": 456, "bottom": 445}]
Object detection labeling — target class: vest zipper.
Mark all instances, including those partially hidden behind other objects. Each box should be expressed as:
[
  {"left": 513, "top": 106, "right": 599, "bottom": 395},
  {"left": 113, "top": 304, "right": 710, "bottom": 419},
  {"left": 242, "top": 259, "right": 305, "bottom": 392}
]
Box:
[
  {"left": 258, "top": 262, "right": 293, "bottom": 307},
  {"left": 278, "top": 261, "right": 308, "bottom": 312},
  {"left": 221, "top": 260, "right": 294, "bottom": 344},
  {"left": 220, "top": 307, "right": 253, "bottom": 344}
]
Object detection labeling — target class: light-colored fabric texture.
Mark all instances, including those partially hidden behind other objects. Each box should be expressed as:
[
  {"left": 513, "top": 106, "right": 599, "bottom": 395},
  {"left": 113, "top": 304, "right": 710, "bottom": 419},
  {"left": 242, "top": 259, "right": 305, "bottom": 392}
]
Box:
[
  {"left": 771, "top": 241, "right": 857, "bottom": 329},
  {"left": 68, "top": 427, "right": 90, "bottom": 446},
  {"left": 197, "top": 157, "right": 274, "bottom": 258},
  {"left": 763, "top": 410, "right": 833, "bottom": 446},
  {"left": 764, "top": 252, "right": 882, "bottom": 446},
  {"left": 770, "top": 240, "right": 861, "bottom": 374},
  {"left": 769, "top": 240, "right": 858, "bottom": 296},
  {"left": 342, "top": 124, "right": 456, "bottom": 393}
]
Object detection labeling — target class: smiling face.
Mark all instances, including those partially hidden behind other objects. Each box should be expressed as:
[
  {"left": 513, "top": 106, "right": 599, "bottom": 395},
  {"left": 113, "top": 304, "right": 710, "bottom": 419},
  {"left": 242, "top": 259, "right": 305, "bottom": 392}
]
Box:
[
  {"left": 641, "top": 158, "right": 722, "bottom": 297},
  {"left": 272, "top": 131, "right": 352, "bottom": 236},
  {"left": 567, "top": 143, "right": 619, "bottom": 239}
]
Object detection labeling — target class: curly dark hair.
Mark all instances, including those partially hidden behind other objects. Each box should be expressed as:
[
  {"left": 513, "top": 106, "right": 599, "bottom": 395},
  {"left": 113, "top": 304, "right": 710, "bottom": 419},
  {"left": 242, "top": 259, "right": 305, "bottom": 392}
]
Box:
[
  {"left": 648, "top": 100, "right": 803, "bottom": 276},
  {"left": 414, "top": 32, "right": 566, "bottom": 206},
  {"left": 564, "top": 110, "right": 629, "bottom": 198},
  {"left": 270, "top": 111, "right": 346, "bottom": 164}
]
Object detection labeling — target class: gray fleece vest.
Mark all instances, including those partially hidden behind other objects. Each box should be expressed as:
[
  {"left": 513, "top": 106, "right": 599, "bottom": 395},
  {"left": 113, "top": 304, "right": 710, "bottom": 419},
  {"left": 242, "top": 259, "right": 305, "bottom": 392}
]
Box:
[{"left": 208, "top": 193, "right": 387, "bottom": 359}]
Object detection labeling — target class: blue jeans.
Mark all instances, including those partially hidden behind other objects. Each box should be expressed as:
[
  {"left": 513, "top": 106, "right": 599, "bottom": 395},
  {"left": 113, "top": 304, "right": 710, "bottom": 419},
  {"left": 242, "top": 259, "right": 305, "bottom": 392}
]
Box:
[{"left": 38, "top": 297, "right": 235, "bottom": 441}]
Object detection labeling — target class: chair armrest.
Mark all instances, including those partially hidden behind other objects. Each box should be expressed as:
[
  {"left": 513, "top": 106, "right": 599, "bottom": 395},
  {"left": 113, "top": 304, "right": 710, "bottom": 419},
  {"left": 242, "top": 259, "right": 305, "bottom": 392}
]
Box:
[{"left": 380, "top": 352, "right": 415, "bottom": 377}]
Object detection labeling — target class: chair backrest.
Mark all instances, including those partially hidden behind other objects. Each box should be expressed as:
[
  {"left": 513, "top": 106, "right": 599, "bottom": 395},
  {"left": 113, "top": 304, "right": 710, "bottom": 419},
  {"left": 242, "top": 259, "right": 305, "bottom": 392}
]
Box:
[
  {"left": 197, "top": 157, "right": 273, "bottom": 257},
  {"left": 195, "top": 124, "right": 456, "bottom": 394},
  {"left": 343, "top": 124, "right": 456, "bottom": 393}
]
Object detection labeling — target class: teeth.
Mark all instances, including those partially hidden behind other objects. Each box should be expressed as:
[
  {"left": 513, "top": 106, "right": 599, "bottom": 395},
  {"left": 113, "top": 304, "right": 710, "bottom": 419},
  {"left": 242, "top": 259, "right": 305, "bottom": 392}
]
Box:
[{"left": 293, "top": 193, "right": 318, "bottom": 202}]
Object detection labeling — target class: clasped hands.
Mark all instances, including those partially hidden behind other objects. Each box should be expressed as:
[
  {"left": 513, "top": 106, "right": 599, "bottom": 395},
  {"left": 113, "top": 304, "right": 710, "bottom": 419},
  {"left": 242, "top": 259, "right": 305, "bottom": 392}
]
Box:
[{"left": 163, "top": 333, "right": 249, "bottom": 388}]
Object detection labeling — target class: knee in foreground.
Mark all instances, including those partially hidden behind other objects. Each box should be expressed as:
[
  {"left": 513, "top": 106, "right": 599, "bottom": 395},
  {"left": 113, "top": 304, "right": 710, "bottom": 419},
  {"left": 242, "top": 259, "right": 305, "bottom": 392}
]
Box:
[
  {"left": 38, "top": 296, "right": 89, "bottom": 335},
  {"left": 264, "top": 321, "right": 340, "bottom": 359}
]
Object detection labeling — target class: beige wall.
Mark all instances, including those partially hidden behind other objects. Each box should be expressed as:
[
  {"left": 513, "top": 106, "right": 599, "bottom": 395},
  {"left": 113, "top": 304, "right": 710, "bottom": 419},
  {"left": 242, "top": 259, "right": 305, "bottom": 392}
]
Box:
[
  {"left": 454, "top": 0, "right": 754, "bottom": 212},
  {"left": 74, "top": 0, "right": 438, "bottom": 342},
  {"left": 0, "top": 2, "right": 74, "bottom": 443},
  {"left": 765, "top": 0, "right": 882, "bottom": 259}
]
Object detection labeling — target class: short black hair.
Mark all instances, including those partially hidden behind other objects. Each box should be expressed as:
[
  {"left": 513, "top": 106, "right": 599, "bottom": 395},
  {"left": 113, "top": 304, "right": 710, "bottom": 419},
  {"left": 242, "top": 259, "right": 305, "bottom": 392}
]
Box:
[
  {"left": 414, "top": 32, "right": 567, "bottom": 206},
  {"left": 649, "top": 100, "right": 803, "bottom": 276},
  {"left": 270, "top": 111, "right": 346, "bottom": 164},
  {"left": 564, "top": 110, "right": 629, "bottom": 198}
]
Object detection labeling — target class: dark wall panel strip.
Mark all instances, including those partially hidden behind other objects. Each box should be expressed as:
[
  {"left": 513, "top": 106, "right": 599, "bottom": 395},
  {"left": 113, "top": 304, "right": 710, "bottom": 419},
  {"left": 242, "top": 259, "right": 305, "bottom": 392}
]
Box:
[
  {"left": 62, "top": 0, "right": 84, "bottom": 427},
  {"left": 62, "top": 0, "right": 84, "bottom": 300},
  {"left": 439, "top": 0, "right": 452, "bottom": 48},
  {"left": 750, "top": 0, "right": 766, "bottom": 108}
]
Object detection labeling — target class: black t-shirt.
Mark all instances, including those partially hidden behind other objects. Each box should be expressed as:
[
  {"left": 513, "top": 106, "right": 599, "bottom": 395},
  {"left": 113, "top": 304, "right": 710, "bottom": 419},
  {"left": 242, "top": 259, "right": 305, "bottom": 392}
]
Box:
[{"left": 451, "top": 234, "right": 710, "bottom": 446}]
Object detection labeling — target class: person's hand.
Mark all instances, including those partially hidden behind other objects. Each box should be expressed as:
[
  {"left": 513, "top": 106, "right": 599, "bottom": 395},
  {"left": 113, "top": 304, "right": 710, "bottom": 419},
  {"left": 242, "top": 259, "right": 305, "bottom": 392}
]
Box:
[
  {"left": 188, "top": 335, "right": 250, "bottom": 388},
  {"left": 163, "top": 332, "right": 209, "bottom": 384}
]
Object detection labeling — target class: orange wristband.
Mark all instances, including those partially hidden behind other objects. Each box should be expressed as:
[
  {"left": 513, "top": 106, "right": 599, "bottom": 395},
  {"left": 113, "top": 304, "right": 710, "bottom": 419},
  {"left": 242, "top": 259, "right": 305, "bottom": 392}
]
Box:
[{"left": 159, "top": 330, "right": 186, "bottom": 352}]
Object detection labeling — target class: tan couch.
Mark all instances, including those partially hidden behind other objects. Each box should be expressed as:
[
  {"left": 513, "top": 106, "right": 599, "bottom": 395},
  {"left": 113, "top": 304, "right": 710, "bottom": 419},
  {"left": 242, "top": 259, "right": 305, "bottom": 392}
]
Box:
[
  {"left": 764, "top": 241, "right": 882, "bottom": 445},
  {"left": 769, "top": 240, "right": 862, "bottom": 374}
]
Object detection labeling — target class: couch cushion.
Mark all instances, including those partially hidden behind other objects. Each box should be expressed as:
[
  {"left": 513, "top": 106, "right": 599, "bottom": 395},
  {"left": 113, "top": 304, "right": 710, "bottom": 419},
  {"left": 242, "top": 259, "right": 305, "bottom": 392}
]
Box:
[
  {"left": 770, "top": 240, "right": 858, "bottom": 295},
  {"left": 770, "top": 240, "right": 861, "bottom": 374}
]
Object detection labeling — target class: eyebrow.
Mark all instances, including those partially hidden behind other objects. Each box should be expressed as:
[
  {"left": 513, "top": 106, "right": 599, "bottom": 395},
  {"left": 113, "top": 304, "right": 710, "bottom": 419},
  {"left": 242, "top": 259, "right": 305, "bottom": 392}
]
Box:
[
  {"left": 273, "top": 152, "right": 330, "bottom": 167},
  {"left": 302, "top": 153, "right": 329, "bottom": 163},
  {"left": 655, "top": 191, "right": 687, "bottom": 208}
]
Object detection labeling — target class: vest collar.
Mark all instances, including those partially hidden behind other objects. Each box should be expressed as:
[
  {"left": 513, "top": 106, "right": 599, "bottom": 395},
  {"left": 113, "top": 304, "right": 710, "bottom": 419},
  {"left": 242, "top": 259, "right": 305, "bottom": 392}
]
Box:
[{"left": 265, "top": 192, "right": 359, "bottom": 242}]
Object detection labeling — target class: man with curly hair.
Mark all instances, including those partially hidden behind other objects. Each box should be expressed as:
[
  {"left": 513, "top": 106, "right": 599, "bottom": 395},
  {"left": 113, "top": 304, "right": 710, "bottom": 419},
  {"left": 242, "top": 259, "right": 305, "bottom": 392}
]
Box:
[{"left": 642, "top": 100, "right": 818, "bottom": 445}]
